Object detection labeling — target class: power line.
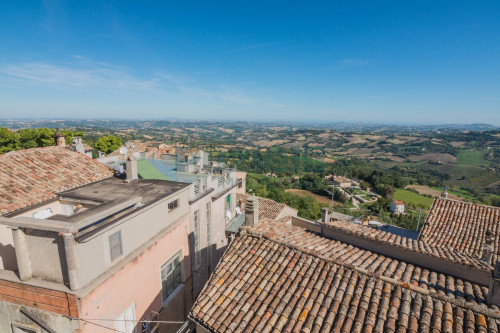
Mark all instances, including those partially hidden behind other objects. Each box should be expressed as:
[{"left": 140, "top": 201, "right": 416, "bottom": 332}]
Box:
[{"left": 78, "top": 318, "right": 186, "bottom": 324}]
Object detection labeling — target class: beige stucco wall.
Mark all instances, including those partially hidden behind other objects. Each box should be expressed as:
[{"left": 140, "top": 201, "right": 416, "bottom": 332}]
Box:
[
  {"left": 0, "top": 225, "right": 16, "bottom": 271},
  {"left": 26, "top": 229, "right": 68, "bottom": 284},
  {"left": 0, "top": 200, "right": 70, "bottom": 271},
  {"left": 79, "top": 214, "right": 192, "bottom": 333},
  {"left": 74, "top": 189, "right": 190, "bottom": 289}
]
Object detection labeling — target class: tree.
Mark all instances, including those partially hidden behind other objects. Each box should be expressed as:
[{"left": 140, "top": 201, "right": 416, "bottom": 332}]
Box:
[
  {"left": 360, "top": 181, "right": 369, "bottom": 191},
  {"left": 0, "top": 128, "right": 19, "bottom": 153},
  {"left": 374, "top": 184, "right": 394, "bottom": 200},
  {"left": 95, "top": 135, "right": 123, "bottom": 154}
]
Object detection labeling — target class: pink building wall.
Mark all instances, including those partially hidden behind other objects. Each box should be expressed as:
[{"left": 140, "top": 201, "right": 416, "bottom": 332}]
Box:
[{"left": 78, "top": 215, "right": 191, "bottom": 333}]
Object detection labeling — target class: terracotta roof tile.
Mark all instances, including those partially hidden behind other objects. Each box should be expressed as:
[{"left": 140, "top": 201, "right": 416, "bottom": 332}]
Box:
[
  {"left": 190, "top": 230, "right": 500, "bottom": 332},
  {"left": 420, "top": 198, "right": 500, "bottom": 261},
  {"left": 0, "top": 146, "right": 114, "bottom": 215}
]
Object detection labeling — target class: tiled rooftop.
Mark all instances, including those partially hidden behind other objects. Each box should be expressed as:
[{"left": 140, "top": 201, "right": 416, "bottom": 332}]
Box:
[
  {"left": 190, "top": 231, "right": 500, "bottom": 332},
  {"left": 254, "top": 220, "right": 490, "bottom": 303},
  {"left": 237, "top": 193, "right": 287, "bottom": 220},
  {"left": 0, "top": 146, "right": 114, "bottom": 215},
  {"left": 420, "top": 198, "right": 500, "bottom": 262},
  {"left": 324, "top": 220, "right": 492, "bottom": 271}
]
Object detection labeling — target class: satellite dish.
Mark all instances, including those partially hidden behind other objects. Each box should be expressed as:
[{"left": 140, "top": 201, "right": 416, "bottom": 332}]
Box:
[{"left": 119, "top": 147, "right": 128, "bottom": 155}]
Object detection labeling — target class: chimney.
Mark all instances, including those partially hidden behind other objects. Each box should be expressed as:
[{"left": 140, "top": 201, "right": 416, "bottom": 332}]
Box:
[
  {"left": 54, "top": 128, "right": 66, "bottom": 147},
  {"left": 244, "top": 196, "right": 259, "bottom": 227},
  {"left": 321, "top": 207, "right": 329, "bottom": 223},
  {"left": 487, "top": 260, "right": 500, "bottom": 306},
  {"left": 482, "top": 230, "right": 496, "bottom": 265},
  {"left": 71, "top": 136, "right": 84, "bottom": 153},
  {"left": 126, "top": 155, "right": 138, "bottom": 181},
  {"left": 441, "top": 188, "right": 449, "bottom": 199}
]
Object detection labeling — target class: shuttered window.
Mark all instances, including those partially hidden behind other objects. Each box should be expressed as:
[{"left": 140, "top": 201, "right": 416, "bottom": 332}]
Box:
[
  {"left": 109, "top": 231, "right": 123, "bottom": 261},
  {"left": 161, "top": 252, "right": 182, "bottom": 302}
]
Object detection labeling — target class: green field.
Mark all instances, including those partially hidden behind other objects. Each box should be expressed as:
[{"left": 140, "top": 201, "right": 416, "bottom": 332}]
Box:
[
  {"left": 393, "top": 189, "right": 434, "bottom": 209},
  {"left": 457, "top": 149, "right": 490, "bottom": 166}
]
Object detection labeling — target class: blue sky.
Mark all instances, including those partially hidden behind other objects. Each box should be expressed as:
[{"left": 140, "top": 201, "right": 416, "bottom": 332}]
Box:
[{"left": 0, "top": 1, "right": 499, "bottom": 125}]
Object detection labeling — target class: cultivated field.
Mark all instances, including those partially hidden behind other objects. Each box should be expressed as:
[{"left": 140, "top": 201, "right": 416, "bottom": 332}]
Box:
[
  {"left": 285, "top": 189, "right": 336, "bottom": 205},
  {"left": 393, "top": 189, "right": 434, "bottom": 209},
  {"left": 405, "top": 185, "right": 464, "bottom": 201}
]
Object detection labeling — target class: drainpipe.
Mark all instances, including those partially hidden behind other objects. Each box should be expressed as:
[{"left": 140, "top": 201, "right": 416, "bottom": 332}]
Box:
[
  {"left": 11, "top": 227, "right": 32, "bottom": 281},
  {"left": 62, "top": 232, "right": 79, "bottom": 290}
]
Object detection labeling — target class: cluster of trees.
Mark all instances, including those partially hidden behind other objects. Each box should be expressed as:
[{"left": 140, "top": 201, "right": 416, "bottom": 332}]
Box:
[
  {"left": 0, "top": 127, "right": 123, "bottom": 157},
  {"left": 0, "top": 128, "right": 84, "bottom": 153},
  {"left": 246, "top": 174, "right": 326, "bottom": 220},
  {"left": 94, "top": 135, "right": 122, "bottom": 154}
]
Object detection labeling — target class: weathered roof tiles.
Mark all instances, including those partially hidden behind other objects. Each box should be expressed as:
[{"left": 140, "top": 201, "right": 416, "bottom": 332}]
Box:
[
  {"left": 190, "top": 232, "right": 500, "bottom": 333},
  {"left": 420, "top": 197, "right": 500, "bottom": 262},
  {"left": 0, "top": 146, "right": 114, "bottom": 215}
]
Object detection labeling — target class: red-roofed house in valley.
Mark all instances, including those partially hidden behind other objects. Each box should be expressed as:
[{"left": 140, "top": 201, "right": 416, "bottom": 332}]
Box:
[
  {"left": 0, "top": 147, "right": 196, "bottom": 332},
  {"left": 390, "top": 200, "right": 405, "bottom": 214}
]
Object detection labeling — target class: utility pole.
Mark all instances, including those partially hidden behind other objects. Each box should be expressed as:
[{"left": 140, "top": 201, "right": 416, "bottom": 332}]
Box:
[{"left": 416, "top": 207, "right": 422, "bottom": 231}]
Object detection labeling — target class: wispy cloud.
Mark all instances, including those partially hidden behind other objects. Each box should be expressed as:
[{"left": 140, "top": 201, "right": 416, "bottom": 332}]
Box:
[
  {"left": 227, "top": 42, "right": 279, "bottom": 54},
  {"left": 338, "top": 59, "right": 369, "bottom": 66},
  {"left": 155, "top": 72, "right": 255, "bottom": 104},
  {"left": 0, "top": 62, "right": 157, "bottom": 90},
  {"left": 0, "top": 58, "right": 260, "bottom": 105}
]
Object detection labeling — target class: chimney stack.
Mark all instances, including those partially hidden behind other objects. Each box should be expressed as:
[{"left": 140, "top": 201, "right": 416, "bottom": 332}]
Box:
[
  {"left": 441, "top": 188, "right": 449, "bottom": 199},
  {"left": 321, "top": 207, "right": 329, "bottom": 223},
  {"left": 54, "top": 129, "right": 66, "bottom": 147},
  {"left": 482, "top": 230, "right": 495, "bottom": 265},
  {"left": 244, "top": 196, "right": 259, "bottom": 227},
  {"left": 126, "top": 155, "right": 138, "bottom": 181}
]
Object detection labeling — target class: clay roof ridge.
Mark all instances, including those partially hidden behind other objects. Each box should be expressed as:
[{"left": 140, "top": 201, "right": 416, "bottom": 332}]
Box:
[
  {"left": 241, "top": 229, "right": 500, "bottom": 319},
  {"left": 325, "top": 221, "right": 492, "bottom": 271}
]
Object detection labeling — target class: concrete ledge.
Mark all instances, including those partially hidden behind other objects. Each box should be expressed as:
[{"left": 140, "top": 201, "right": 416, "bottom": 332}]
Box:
[{"left": 291, "top": 216, "right": 321, "bottom": 233}]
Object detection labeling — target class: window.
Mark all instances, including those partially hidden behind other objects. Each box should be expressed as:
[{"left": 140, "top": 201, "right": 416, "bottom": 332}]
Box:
[
  {"left": 161, "top": 252, "right": 182, "bottom": 302},
  {"left": 206, "top": 202, "right": 212, "bottom": 272},
  {"left": 32, "top": 208, "right": 52, "bottom": 219},
  {"left": 109, "top": 231, "right": 123, "bottom": 261},
  {"left": 194, "top": 209, "right": 200, "bottom": 267},
  {"left": 168, "top": 199, "right": 179, "bottom": 212}
]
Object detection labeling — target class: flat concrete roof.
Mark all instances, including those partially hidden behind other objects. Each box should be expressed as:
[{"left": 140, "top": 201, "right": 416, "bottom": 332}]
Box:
[
  {"left": 0, "top": 177, "right": 190, "bottom": 233},
  {"left": 59, "top": 176, "right": 189, "bottom": 204}
]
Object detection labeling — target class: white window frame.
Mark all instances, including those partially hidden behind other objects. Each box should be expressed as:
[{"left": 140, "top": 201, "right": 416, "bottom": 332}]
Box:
[
  {"left": 160, "top": 250, "right": 183, "bottom": 306},
  {"left": 168, "top": 199, "right": 179, "bottom": 212},
  {"left": 114, "top": 303, "right": 137, "bottom": 333}
]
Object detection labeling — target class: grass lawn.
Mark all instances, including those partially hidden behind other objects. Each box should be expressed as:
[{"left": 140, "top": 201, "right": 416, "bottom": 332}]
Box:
[
  {"left": 457, "top": 149, "right": 490, "bottom": 166},
  {"left": 393, "top": 189, "right": 434, "bottom": 209}
]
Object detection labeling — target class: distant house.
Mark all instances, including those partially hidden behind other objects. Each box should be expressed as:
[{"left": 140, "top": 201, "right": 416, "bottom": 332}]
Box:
[{"left": 390, "top": 200, "right": 405, "bottom": 214}]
